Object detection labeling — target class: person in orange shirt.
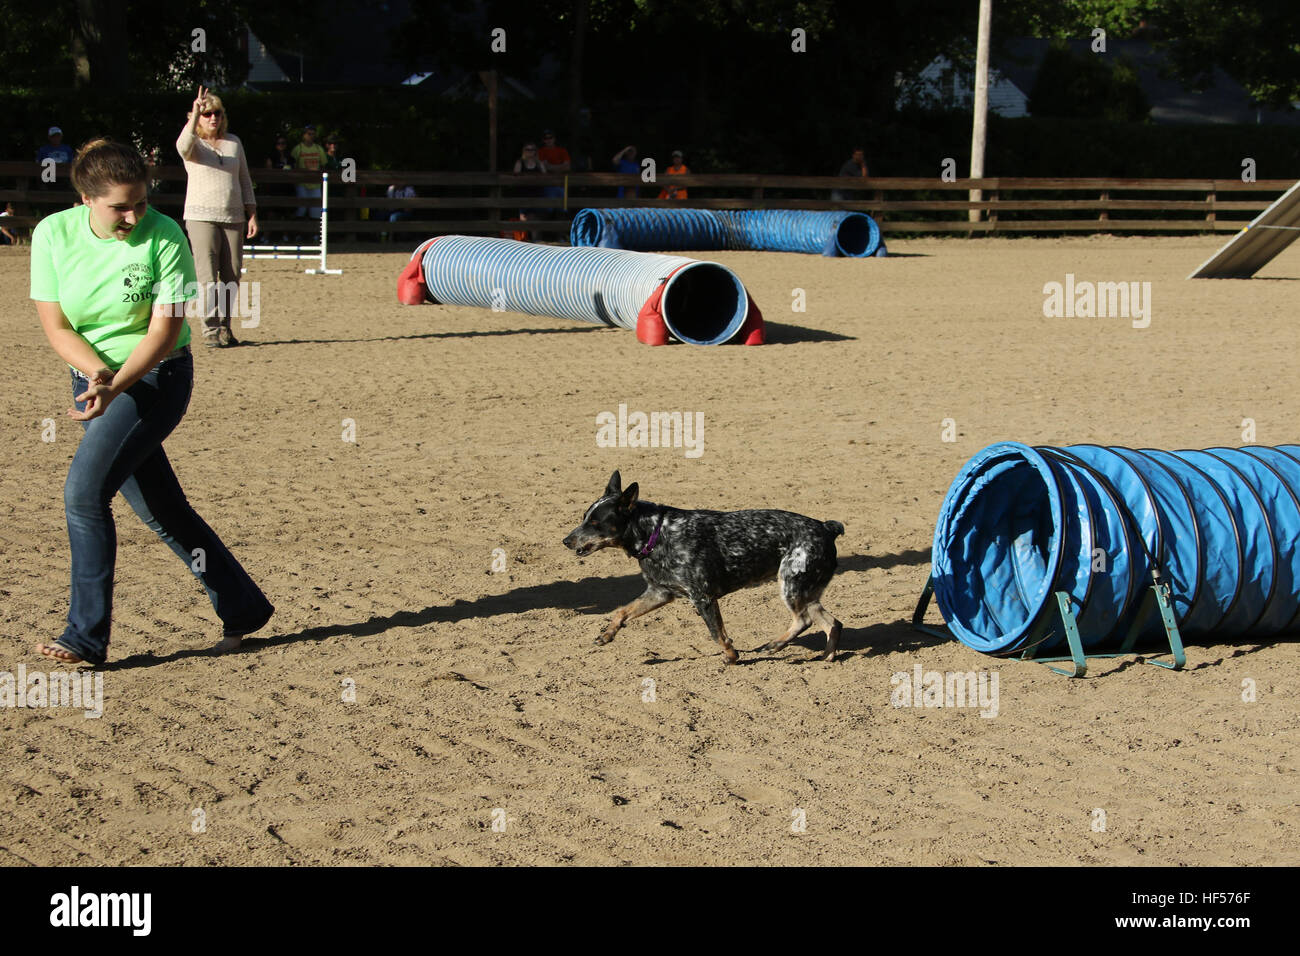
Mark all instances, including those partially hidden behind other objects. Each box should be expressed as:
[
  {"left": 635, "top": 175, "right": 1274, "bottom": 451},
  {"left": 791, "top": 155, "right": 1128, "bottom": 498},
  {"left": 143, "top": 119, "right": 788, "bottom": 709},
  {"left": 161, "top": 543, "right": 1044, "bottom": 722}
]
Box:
[
  {"left": 537, "top": 129, "right": 570, "bottom": 219},
  {"left": 659, "top": 149, "right": 689, "bottom": 200}
]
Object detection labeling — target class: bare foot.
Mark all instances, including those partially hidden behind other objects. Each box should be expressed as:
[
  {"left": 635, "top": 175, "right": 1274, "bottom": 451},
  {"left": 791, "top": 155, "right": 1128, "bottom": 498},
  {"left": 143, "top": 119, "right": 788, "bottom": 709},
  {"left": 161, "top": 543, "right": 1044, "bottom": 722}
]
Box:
[
  {"left": 212, "top": 635, "right": 243, "bottom": 654},
  {"left": 35, "top": 642, "right": 85, "bottom": 665}
]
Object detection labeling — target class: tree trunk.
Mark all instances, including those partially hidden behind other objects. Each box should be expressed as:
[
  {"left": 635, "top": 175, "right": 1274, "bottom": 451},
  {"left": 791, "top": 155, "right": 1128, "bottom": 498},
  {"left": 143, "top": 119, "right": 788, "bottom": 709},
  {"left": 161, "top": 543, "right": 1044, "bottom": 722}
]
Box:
[
  {"left": 567, "top": 0, "right": 589, "bottom": 164},
  {"left": 73, "top": 0, "right": 129, "bottom": 90}
]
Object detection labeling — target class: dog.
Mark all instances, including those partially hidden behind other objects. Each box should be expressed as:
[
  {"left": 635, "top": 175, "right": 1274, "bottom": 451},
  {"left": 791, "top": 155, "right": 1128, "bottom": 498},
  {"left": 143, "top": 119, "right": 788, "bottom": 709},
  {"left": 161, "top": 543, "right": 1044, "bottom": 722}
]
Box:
[{"left": 562, "top": 471, "right": 844, "bottom": 663}]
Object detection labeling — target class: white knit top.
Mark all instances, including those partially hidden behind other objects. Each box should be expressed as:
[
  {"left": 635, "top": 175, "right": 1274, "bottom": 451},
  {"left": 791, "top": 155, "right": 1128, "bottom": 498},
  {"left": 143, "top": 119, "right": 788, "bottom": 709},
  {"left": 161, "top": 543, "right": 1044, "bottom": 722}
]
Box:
[{"left": 176, "top": 128, "right": 256, "bottom": 224}]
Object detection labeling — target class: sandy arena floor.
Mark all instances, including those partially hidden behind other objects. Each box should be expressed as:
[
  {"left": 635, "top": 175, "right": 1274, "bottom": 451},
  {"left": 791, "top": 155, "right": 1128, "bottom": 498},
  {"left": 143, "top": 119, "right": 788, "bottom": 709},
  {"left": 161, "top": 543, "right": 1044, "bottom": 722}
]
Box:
[{"left": 0, "top": 234, "right": 1297, "bottom": 865}]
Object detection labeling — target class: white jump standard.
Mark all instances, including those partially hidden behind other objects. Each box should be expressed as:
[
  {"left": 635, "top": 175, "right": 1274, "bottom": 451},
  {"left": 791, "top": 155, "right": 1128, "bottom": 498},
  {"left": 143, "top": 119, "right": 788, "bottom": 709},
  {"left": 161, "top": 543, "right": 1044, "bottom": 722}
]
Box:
[{"left": 244, "top": 171, "right": 343, "bottom": 275}]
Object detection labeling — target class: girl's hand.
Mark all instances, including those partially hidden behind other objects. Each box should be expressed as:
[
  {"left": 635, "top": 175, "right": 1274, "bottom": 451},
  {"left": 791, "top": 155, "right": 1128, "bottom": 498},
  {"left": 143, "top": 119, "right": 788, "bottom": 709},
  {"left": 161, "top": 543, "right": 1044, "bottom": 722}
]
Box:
[
  {"left": 71, "top": 381, "right": 117, "bottom": 421},
  {"left": 246, "top": 213, "right": 258, "bottom": 239},
  {"left": 192, "top": 85, "right": 209, "bottom": 115}
]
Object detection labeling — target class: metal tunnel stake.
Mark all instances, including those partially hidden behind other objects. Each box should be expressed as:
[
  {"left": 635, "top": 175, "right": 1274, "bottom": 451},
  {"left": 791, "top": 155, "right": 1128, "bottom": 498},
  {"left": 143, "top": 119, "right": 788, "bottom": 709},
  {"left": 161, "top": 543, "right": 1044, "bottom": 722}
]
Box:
[{"left": 912, "top": 576, "right": 1186, "bottom": 678}]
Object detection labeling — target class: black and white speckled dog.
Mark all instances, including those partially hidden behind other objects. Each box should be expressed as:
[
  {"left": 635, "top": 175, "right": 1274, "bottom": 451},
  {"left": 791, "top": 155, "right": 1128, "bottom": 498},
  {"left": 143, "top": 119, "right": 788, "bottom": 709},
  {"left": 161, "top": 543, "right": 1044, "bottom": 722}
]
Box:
[{"left": 562, "top": 471, "right": 845, "bottom": 663}]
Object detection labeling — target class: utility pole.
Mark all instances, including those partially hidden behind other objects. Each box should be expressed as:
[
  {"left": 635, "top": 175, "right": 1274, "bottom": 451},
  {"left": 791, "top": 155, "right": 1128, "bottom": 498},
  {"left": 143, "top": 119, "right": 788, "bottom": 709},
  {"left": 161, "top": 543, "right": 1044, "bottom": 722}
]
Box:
[{"left": 969, "top": 0, "right": 992, "bottom": 224}]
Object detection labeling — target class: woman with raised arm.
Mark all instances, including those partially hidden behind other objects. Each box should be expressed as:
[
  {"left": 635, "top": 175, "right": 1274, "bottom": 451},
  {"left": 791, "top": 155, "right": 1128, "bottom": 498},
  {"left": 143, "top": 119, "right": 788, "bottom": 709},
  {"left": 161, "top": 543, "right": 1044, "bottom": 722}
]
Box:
[
  {"left": 30, "top": 138, "right": 274, "bottom": 666},
  {"left": 177, "top": 85, "right": 257, "bottom": 347}
]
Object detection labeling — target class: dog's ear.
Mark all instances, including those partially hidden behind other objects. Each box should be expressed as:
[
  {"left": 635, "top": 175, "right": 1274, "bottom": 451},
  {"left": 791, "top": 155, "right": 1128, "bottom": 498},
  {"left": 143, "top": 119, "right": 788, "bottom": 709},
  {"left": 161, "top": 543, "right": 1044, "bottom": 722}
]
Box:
[
  {"left": 621, "top": 482, "right": 639, "bottom": 511},
  {"left": 606, "top": 470, "right": 622, "bottom": 495}
]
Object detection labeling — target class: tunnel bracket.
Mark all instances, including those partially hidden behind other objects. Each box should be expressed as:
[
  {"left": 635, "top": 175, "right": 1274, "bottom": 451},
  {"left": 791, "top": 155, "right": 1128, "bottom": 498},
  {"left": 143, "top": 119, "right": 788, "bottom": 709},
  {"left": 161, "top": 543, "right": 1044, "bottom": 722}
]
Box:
[{"left": 912, "top": 575, "right": 1187, "bottom": 678}]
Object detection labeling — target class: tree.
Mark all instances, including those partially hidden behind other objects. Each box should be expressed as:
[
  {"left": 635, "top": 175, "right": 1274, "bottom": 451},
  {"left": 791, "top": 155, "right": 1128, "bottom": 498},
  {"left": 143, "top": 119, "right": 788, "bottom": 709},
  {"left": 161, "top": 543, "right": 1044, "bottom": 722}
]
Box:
[
  {"left": 0, "top": 0, "right": 341, "bottom": 91},
  {"left": 1028, "top": 41, "right": 1150, "bottom": 122},
  {"left": 999, "top": 0, "right": 1300, "bottom": 110}
]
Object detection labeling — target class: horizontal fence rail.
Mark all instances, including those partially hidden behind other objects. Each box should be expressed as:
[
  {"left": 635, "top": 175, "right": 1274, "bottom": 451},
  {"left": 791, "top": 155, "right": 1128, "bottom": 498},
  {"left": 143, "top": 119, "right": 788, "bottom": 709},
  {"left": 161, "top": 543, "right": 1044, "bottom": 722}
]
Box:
[{"left": 1, "top": 163, "right": 1291, "bottom": 241}]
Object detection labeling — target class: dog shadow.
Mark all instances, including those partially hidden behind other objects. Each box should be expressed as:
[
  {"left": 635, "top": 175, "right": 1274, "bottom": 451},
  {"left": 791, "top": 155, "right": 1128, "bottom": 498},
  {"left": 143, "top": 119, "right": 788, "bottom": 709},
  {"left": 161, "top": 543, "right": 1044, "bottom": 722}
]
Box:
[
  {"left": 769, "top": 618, "right": 948, "bottom": 662},
  {"left": 838, "top": 549, "right": 930, "bottom": 572},
  {"left": 106, "top": 549, "right": 938, "bottom": 669}
]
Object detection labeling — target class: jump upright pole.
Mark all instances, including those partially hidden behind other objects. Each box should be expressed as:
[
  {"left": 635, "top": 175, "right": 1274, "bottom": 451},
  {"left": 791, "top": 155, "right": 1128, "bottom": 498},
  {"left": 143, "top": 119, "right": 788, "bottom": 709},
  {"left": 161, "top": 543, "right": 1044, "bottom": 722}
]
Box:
[{"left": 244, "top": 172, "right": 343, "bottom": 276}]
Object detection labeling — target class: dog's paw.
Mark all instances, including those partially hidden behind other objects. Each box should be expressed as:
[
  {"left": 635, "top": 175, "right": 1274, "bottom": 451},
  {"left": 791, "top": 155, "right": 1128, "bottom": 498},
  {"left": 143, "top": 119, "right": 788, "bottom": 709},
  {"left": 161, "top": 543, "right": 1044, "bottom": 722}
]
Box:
[{"left": 594, "top": 632, "right": 614, "bottom": 646}]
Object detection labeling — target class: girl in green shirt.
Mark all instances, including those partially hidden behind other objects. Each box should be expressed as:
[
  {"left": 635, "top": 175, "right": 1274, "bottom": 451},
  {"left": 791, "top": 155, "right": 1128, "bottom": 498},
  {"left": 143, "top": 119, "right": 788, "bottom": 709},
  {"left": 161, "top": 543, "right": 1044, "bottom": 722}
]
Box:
[{"left": 30, "top": 138, "right": 273, "bottom": 665}]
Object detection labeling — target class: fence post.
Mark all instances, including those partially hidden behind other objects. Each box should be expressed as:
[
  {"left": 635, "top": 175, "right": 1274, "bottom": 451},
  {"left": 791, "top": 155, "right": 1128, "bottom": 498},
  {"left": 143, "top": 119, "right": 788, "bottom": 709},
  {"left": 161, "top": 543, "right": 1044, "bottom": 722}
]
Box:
[
  {"left": 1206, "top": 190, "right": 1215, "bottom": 226},
  {"left": 1099, "top": 190, "right": 1110, "bottom": 222}
]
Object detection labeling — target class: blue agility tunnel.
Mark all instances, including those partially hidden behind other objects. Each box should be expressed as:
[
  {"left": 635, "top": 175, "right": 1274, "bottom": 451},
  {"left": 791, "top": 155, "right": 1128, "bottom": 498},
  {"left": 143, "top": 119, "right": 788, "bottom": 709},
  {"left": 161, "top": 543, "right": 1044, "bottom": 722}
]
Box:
[
  {"left": 570, "top": 208, "right": 883, "bottom": 258},
  {"left": 928, "top": 442, "right": 1300, "bottom": 655},
  {"left": 410, "top": 235, "right": 758, "bottom": 346}
]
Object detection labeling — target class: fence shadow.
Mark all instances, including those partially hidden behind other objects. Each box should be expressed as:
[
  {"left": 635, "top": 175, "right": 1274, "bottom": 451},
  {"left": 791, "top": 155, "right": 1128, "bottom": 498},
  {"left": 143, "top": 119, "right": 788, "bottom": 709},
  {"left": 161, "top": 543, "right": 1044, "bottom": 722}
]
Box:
[{"left": 238, "top": 325, "right": 604, "bottom": 347}]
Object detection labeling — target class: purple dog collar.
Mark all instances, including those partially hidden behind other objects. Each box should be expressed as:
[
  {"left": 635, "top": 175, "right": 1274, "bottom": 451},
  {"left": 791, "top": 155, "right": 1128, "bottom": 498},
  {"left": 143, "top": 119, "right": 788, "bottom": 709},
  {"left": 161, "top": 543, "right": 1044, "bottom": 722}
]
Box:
[{"left": 635, "top": 512, "right": 666, "bottom": 558}]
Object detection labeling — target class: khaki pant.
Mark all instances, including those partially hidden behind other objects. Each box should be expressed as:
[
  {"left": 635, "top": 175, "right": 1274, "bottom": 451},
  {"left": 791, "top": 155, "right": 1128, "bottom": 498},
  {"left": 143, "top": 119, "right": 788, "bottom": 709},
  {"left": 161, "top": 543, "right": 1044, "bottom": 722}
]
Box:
[{"left": 186, "top": 220, "right": 245, "bottom": 337}]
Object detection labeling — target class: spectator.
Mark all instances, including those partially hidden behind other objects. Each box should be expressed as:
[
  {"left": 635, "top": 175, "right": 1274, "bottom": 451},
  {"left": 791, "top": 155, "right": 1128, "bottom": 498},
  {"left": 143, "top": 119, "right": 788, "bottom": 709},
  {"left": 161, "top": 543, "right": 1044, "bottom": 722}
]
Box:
[
  {"left": 538, "top": 129, "right": 570, "bottom": 218},
  {"left": 0, "top": 201, "right": 19, "bottom": 245},
  {"left": 659, "top": 149, "right": 690, "bottom": 200},
  {"left": 262, "top": 134, "right": 295, "bottom": 243},
  {"left": 385, "top": 183, "right": 415, "bottom": 242},
  {"left": 612, "top": 145, "right": 639, "bottom": 198},
  {"left": 36, "top": 126, "right": 74, "bottom": 191},
  {"left": 324, "top": 136, "right": 344, "bottom": 173},
  {"left": 265, "top": 134, "right": 293, "bottom": 172},
  {"left": 176, "top": 85, "right": 257, "bottom": 348},
  {"left": 832, "top": 147, "right": 868, "bottom": 202},
  {"left": 513, "top": 143, "right": 548, "bottom": 240},
  {"left": 37, "top": 126, "right": 74, "bottom": 166},
  {"left": 538, "top": 130, "right": 570, "bottom": 171},
  {"left": 291, "top": 124, "right": 327, "bottom": 218}
]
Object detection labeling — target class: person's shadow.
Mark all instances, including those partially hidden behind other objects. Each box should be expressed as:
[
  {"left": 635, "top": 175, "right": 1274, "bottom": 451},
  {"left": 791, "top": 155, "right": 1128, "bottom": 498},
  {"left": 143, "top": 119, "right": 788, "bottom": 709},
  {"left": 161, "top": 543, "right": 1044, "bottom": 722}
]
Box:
[
  {"left": 106, "top": 571, "right": 648, "bottom": 669},
  {"left": 105, "top": 549, "right": 934, "bottom": 670}
]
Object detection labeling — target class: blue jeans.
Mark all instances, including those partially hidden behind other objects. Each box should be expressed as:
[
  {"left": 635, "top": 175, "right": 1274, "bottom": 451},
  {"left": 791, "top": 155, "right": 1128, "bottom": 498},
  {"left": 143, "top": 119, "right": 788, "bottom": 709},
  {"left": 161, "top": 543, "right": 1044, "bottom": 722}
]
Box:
[
  {"left": 296, "top": 183, "right": 322, "bottom": 219},
  {"left": 58, "top": 352, "right": 273, "bottom": 664}
]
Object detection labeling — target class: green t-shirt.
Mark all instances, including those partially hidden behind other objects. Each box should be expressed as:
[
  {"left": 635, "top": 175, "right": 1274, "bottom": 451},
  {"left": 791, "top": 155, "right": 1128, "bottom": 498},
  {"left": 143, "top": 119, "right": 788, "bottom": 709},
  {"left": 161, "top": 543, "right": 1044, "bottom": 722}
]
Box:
[
  {"left": 30, "top": 204, "right": 195, "bottom": 368},
  {"left": 292, "top": 142, "right": 327, "bottom": 172}
]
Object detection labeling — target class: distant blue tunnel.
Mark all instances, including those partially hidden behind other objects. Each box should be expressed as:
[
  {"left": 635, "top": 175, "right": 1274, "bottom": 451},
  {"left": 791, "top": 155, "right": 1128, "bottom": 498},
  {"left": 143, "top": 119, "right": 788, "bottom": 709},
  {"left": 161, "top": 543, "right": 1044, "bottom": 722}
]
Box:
[
  {"left": 931, "top": 442, "right": 1300, "bottom": 654},
  {"left": 570, "top": 208, "right": 883, "bottom": 258}
]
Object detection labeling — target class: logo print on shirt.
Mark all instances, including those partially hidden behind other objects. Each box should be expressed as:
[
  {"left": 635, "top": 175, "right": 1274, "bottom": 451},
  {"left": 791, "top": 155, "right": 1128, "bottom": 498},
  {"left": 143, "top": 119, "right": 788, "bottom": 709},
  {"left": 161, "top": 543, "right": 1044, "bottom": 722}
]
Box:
[{"left": 120, "top": 263, "right": 155, "bottom": 303}]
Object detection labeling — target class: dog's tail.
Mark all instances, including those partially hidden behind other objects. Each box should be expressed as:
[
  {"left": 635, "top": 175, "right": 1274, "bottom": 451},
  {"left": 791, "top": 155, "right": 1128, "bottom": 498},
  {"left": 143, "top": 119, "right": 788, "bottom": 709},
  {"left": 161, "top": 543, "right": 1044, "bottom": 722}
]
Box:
[{"left": 823, "top": 520, "right": 845, "bottom": 538}]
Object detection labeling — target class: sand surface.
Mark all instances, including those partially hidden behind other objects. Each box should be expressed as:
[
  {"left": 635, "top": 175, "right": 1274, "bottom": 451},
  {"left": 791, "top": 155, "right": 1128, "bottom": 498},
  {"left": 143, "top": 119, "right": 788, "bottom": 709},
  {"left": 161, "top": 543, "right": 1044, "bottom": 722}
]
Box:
[{"left": 1, "top": 234, "right": 1297, "bottom": 866}]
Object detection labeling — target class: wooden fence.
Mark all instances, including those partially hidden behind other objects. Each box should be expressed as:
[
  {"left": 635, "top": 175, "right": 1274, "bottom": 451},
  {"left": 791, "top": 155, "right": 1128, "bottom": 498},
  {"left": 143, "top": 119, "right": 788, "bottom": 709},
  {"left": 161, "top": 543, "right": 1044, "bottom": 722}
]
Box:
[{"left": 1, "top": 162, "right": 1290, "bottom": 242}]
